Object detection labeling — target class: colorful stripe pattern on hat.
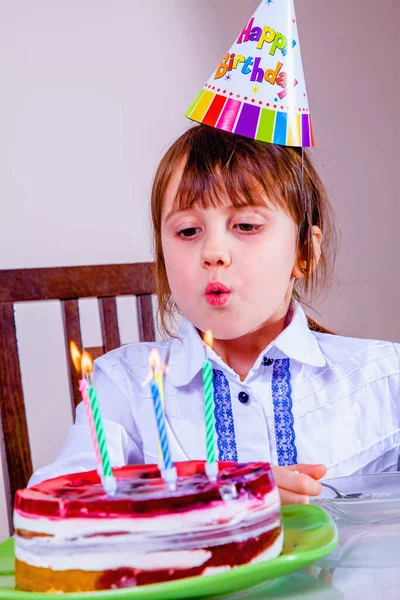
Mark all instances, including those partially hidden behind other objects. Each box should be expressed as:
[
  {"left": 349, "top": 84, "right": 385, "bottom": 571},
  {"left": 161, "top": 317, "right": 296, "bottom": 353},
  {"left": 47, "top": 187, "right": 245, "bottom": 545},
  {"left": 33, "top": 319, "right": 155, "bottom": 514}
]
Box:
[{"left": 186, "top": 90, "right": 314, "bottom": 148}]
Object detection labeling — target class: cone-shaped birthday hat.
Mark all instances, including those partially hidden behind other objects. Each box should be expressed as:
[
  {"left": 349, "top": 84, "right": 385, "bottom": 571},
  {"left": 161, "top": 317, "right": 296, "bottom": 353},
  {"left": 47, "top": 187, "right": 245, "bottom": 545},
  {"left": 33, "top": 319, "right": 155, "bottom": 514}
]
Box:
[{"left": 186, "top": 0, "right": 314, "bottom": 147}]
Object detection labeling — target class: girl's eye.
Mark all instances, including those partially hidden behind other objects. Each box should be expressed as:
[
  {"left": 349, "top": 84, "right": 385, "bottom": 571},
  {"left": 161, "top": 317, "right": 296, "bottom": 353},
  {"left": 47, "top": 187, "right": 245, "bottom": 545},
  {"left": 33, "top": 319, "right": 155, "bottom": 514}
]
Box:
[
  {"left": 178, "top": 227, "right": 201, "bottom": 238},
  {"left": 234, "top": 223, "right": 261, "bottom": 233}
]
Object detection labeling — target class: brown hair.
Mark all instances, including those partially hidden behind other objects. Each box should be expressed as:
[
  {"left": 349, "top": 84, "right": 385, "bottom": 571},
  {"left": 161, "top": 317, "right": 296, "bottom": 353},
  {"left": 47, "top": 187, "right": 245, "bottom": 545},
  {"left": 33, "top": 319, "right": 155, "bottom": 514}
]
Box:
[{"left": 151, "top": 124, "right": 338, "bottom": 336}]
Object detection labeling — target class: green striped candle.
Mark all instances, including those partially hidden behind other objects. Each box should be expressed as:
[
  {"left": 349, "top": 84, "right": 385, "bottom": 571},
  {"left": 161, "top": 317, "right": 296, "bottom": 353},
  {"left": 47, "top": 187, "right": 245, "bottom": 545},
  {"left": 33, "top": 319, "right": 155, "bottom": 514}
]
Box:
[
  {"left": 87, "top": 379, "right": 117, "bottom": 496},
  {"left": 85, "top": 365, "right": 117, "bottom": 496},
  {"left": 202, "top": 330, "right": 218, "bottom": 481}
]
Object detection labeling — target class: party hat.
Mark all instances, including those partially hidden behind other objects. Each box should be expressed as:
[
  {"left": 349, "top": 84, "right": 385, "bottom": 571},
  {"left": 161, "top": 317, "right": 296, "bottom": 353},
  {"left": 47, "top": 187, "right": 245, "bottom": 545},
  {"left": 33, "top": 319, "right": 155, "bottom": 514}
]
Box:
[{"left": 186, "top": 0, "right": 314, "bottom": 147}]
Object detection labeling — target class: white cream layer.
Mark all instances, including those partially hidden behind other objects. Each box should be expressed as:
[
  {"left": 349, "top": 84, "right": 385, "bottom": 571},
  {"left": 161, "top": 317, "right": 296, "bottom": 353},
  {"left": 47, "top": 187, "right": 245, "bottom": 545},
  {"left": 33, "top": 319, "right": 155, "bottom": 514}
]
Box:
[
  {"left": 15, "top": 547, "right": 213, "bottom": 571},
  {"left": 15, "top": 510, "right": 281, "bottom": 571},
  {"left": 15, "top": 523, "right": 283, "bottom": 572},
  {"left": 14, "top": 488, "right": 280, "bottom": 539}
]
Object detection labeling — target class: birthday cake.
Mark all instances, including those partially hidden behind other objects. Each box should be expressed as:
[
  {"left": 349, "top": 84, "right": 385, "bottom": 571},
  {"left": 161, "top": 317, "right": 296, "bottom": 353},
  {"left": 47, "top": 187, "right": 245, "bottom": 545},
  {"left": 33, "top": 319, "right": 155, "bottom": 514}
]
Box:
[{"left": 14, "top": 460, "right": 283, "bottom": 593}]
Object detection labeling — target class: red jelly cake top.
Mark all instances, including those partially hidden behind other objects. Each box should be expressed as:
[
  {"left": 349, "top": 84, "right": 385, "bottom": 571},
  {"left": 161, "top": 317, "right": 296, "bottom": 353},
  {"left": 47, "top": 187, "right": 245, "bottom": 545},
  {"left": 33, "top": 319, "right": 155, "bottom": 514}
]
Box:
[{"left": 15, "top": 461, "right": 276, "bottom": 520}]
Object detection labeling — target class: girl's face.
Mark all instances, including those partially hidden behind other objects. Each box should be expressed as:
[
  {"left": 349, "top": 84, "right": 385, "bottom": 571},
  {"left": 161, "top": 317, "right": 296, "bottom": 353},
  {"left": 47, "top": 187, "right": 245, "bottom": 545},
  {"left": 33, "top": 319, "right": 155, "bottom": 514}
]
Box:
[{"left": 161, "top": 164, "right": 302, "bottom": 340}]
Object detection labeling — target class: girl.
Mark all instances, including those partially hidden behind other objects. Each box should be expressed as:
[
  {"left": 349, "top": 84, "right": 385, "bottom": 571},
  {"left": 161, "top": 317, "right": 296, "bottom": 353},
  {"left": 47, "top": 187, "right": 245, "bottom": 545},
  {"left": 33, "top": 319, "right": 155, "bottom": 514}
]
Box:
[{"left": 30, "top": 125, "right": 400, "bottom": 503}]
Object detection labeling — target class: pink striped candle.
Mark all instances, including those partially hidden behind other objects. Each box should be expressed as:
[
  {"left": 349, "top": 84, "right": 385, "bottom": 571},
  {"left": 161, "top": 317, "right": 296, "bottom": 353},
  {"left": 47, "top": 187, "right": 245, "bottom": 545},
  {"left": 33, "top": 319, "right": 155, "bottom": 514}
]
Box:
[{"left": 70, "top": 341, "right": 116, "bottom": 496}]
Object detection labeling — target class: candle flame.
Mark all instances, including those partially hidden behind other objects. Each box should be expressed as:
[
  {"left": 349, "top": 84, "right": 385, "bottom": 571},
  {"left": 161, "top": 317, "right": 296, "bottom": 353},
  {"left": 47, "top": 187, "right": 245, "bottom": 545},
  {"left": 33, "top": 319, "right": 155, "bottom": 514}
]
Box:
[
  {"left": 70, "top": 341, "right": 82, "bottom": 372},
  {"left": 149, "top": 348, "right": 161, "bottom": 372},
  {"left": 203, "top": 330, "right": 213, "bottom": 349},
  {"left": 81, "top": 352, "right": 93, "bottom": 377}
]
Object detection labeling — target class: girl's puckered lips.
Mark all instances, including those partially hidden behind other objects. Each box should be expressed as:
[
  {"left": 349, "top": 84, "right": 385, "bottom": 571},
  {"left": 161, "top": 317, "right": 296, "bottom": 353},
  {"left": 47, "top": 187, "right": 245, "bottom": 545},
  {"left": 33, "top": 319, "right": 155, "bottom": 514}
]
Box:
[{"left": 205, "top": 282, "right": 231, "bottom": 306}]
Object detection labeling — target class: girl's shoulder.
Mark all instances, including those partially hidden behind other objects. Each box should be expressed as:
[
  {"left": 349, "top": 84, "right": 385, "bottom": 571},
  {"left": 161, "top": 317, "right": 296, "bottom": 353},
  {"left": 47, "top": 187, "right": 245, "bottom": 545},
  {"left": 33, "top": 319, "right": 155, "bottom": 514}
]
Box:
[
  {"left": 313, "top": 330, "right": 400, "bottom": 374},
  {"left": 94, "top": 339, "right": 171, "bottom": 387}
]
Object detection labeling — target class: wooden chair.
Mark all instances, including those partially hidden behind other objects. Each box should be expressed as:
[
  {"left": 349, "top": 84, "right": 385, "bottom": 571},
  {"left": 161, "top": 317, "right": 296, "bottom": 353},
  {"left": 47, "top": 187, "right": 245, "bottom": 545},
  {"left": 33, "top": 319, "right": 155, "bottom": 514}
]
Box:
[{"left": 0, "top": 262, "right": 156, "bottom": 533}]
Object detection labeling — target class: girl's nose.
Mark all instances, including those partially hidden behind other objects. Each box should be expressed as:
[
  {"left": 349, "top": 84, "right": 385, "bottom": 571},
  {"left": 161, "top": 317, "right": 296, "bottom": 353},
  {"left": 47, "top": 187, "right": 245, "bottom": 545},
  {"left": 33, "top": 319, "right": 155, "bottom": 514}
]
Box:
[{"left": 201, "top": 243, "right": 232, "bottom": 269}]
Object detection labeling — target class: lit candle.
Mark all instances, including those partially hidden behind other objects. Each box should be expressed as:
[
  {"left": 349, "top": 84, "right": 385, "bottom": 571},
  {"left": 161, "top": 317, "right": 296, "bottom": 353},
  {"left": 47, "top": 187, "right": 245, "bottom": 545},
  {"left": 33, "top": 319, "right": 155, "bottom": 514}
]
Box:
[
  {"left": 149, "top": 350, "right": 165, "bottom": 469},
  {"left": 70, "top": 342, "right": 117, "bottom": 496},
  {"left": 86, "top": 368, "right": 116, "bottom": 496},
  {"left": 148, "top": 349, "right": 177, "bottom": 491},
  {"left": 202, "top": 330, "right": 218, "bottom": 481},
  {"left": 78, "top": 377, "right": 102, "bottom": 475}
]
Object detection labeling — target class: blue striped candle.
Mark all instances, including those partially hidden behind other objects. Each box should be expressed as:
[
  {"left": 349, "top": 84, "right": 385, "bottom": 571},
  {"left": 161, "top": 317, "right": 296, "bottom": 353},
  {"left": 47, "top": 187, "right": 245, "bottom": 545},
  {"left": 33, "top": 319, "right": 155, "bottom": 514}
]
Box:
[
  {"left": 150, "top": 379, "right": 172, "bottom": 469},
  {"left": 149, "top": 378, "right": 177, "bottom": 490}
]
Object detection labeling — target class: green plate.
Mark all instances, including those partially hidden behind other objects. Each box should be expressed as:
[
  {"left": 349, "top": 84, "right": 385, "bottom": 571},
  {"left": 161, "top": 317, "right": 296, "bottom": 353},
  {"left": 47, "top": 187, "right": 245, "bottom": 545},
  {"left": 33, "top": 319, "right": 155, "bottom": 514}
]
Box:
[{"left": 0, "top": 504, "right": 338, "bottom": 599}]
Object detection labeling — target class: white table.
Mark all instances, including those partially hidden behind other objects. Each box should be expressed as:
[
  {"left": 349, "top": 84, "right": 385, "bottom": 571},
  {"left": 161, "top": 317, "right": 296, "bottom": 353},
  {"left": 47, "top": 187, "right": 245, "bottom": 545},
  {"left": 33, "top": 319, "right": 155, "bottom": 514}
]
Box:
[{"left": 226, "top": 476, "right": 400, "bottom": 600}]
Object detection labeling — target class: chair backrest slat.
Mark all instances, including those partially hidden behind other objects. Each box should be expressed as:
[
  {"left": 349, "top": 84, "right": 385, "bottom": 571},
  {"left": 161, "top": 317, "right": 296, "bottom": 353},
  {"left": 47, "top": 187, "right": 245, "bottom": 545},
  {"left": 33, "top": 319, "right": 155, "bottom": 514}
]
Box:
[
  {"left": 99, "top": 297, "right": 121, "bottom": 352},
  {"left": 0, "top": 302, "right": 32, "bottom": 531},
  {"left": 0, "top": 263, "right": 155, "bottom": 302},
  {"left": 61, "top": 299, "right": 83, "bottom": 411},
  {"left": 136, "top": 294, "right": 156, "bottom": 342}
]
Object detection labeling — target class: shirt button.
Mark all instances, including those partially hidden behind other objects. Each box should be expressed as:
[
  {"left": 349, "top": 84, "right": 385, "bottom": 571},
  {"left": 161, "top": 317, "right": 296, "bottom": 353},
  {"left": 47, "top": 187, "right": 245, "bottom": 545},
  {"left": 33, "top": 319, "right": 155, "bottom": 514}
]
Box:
[
  {"left": 262, "top": 356, "right": 274, "bottom": 366},
  {"left": 238, "top": 391, "right": 250, "bottom": 404}
]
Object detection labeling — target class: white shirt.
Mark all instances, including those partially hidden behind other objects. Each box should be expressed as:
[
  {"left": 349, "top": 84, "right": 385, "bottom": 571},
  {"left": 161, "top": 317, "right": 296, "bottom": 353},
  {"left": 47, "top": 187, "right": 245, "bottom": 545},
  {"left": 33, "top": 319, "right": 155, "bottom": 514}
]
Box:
[{"left": 29, "top": 301, "right": 400, "bottom": 486}]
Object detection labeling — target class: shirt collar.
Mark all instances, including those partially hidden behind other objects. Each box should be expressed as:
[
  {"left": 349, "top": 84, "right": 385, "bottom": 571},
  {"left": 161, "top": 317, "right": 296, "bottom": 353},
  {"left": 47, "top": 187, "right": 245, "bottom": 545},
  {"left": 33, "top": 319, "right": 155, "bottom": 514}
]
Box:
[
  {"left": 272, "top": 300, "right": 327, "bottom": 368},
  {"left": 167, "top": 300, "right": 326, "bottom": 388}
]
